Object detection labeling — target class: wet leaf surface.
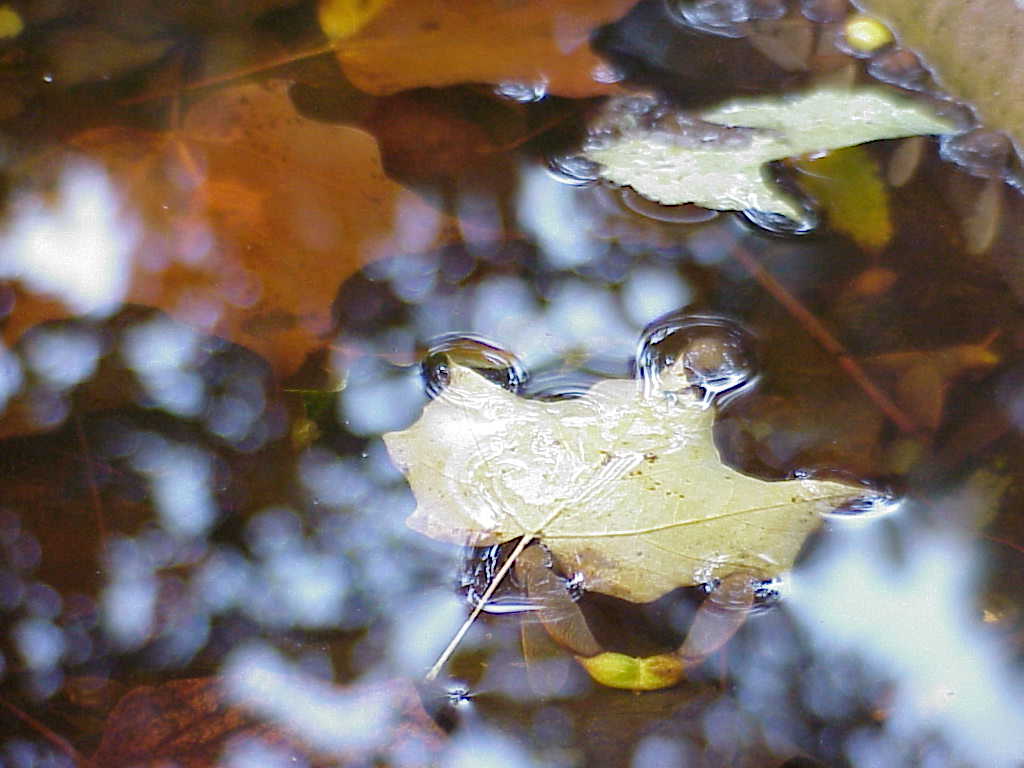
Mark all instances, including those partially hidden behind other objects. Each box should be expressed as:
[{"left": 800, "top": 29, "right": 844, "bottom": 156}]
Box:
[
  {"left": 385, "top": 362, "right": 868, "bottom": 602},
  {"left": 585, "top": 85, "right": 953, "bottom": 218}
]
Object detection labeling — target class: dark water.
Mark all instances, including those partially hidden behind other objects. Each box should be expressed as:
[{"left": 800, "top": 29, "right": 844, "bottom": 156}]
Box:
[{"left": 1, "top": 1, "right": 1023, "bottom": 767}]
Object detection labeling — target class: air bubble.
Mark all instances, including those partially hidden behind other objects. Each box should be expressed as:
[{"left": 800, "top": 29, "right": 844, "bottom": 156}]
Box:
[
  {"left": 799, "top": 0, "right": 847, "bottom": 23},
  {"left": 748, "top": 575, "right": 786, "bottom": 611},
  {"left": 494, "top": 80, "right": 547, "bottom": 103},
  {"left": 666, "top": 0, "right": 749, "bottom": 37},
  {"left": 940, "top": 129, "right": 1013, "bottom": 180},
  {"left": 636, "top": 313, "right": 757, "bottom": 405},
  {"left": 821, "top": 492, "right": 900, "bottom": 520},
  {"left": 740, "top": 205, "right": 819, "bottom": 237},
  {"left": 697, "top": 561, "right": 786, "bottom": 613},
  {"left": 591, "top": 61, "right": 626, "bottom": 84},
  {"left": 866, "top": 47, "right": 929, "bottom": 92},
  {"left": 420, "top": 334, "right": 527, "bottom": 399},
  {"left": 546, "top": 153, "right": 602, "bottom": 186}
]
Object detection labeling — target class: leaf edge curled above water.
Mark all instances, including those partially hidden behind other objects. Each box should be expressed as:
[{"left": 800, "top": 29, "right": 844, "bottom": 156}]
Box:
[{"left": 384, "top": 363, "right": 872, "bottom": 603}]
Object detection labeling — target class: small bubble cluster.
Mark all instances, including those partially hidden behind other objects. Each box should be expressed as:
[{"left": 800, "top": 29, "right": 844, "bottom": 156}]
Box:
[{"left": 585, "top": 92, "right": 756, "bottom": 153}]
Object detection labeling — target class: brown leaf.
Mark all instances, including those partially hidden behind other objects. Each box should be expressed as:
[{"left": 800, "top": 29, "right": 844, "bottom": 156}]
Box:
[
  {"left": 91, "top": 677, "right": 445, "bottom": 767},
  {"left": 334, "top": 0, "right": 638, "bottom": 97},
  {"left": 3, "top": 80, "right": 457, "bottom": 378}
]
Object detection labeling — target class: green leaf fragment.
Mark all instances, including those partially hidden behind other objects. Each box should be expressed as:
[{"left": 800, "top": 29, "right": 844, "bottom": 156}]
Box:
[
  {"left": 792, "top": 145, "right": 892, "bottom": 252},
  {"left": 585, "top": 86, "right": 955, "bottom": 220},
  {"left": 576, "top": 651, "right": 684, "bottom": 691}
]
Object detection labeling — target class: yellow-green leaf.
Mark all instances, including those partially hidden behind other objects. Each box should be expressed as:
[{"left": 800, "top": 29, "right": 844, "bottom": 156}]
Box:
[
  {"left": 576, "top": 652, "right": 684, "bottom": 691},
  {"left": 792, "top": 146, "right": 892, "bottom": 252}
]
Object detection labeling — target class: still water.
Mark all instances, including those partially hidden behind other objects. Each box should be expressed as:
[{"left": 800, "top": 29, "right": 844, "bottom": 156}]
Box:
[{"left": 0, "top": 0, "right": 1023, "bottom": 766}]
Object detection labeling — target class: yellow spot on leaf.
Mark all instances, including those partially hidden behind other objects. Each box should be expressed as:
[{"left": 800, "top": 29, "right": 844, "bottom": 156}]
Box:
[
  {"left": 793, "top": 146, "right": 893, "bottom": 253},
  {"left": 844, "top": 14, "right": 893, "bottom": 53},
  {"left": 318, "top": 0, "right": 391, "bottom": 40},
  {"left": 576, "top": 652, "right": 684, "bottom": 691},
  {"left": 0, "top": 4, "right": 23, "bottom": 38}
]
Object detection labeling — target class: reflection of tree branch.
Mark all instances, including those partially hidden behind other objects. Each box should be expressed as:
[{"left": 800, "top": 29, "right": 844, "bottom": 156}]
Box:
[
  {"left": 123, "top": 42, "right": 342, "bottom": 104},
  {"left": 75, "top": 414, "right": 107, "bottom": 543},
  {"left": 730, "top": 244, "right": 919, "bottom": 434},
  {"left": 0, "top": 694, "right": 83, "bottom": 766}
]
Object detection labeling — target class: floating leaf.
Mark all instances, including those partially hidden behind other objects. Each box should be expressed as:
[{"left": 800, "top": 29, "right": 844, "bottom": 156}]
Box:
[
  {"left": 333, "top": 0, "right": 637, "bottom": 97},
  {"left": 585, "top": 85, "right": 954, "bottom": 220},
  {"left": 384, "top": 362, "right": 868, "bottom": 604},
  {"left": 854, "top": 0, "right": 1024, "bottom": 150},
  {"left": 792, "top": 145, "right": 893, "bottom": 252}
]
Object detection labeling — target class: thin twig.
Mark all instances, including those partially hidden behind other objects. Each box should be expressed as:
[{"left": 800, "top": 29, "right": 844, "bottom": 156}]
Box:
[
  {"left": 984, "top": 534, "right": 1024, "bottom": 557},
  {"left": 426, "top": 534, "right": 535, "bottom": 681},
  {"left": 122, "top": 41, "right": 342, "bottom": 105},
  {"left": 730, "top": 245, "right": 919, "bottom": 434}
]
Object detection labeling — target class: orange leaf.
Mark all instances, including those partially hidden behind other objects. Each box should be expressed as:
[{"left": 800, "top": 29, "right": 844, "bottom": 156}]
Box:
[{"left": 334, "top": 0, "right": 637, "bottom": 97}]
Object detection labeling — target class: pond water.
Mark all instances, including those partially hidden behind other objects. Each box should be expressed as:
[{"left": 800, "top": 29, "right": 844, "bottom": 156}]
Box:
[{"left": 1, "top": 1, "right": 1023, "bottom": 766}]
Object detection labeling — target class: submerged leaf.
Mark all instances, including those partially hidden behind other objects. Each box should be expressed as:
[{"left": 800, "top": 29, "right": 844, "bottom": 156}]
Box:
[
  {"left": 792, "top": 145, "right": 893, "bottom": 252},
  {"left": 384, "top": 363, "right": 868, "bottom": 603},
  {"left": 91, "top": 677, "right": 444, "bottom": 767},
  {"left": 576, "top": 651, "right": 684, "bottom": 691},
  {"left": 585, "top": 85, "right": 954, "bottom": 219},
  {"left": 3, "top": 81, "right": 455, "bottom": 380},
  {"left": 865, "top": 339, "right": 1000, "bottom": 432}
]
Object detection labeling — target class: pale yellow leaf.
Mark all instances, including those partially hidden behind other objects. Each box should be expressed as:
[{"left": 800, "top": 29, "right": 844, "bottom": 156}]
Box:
[
  {"left": 584, "top": 85, "right": 954, "bottom": 220},
  {"left": 384, "top": 363, "right": 868, "bottom": 603}
]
